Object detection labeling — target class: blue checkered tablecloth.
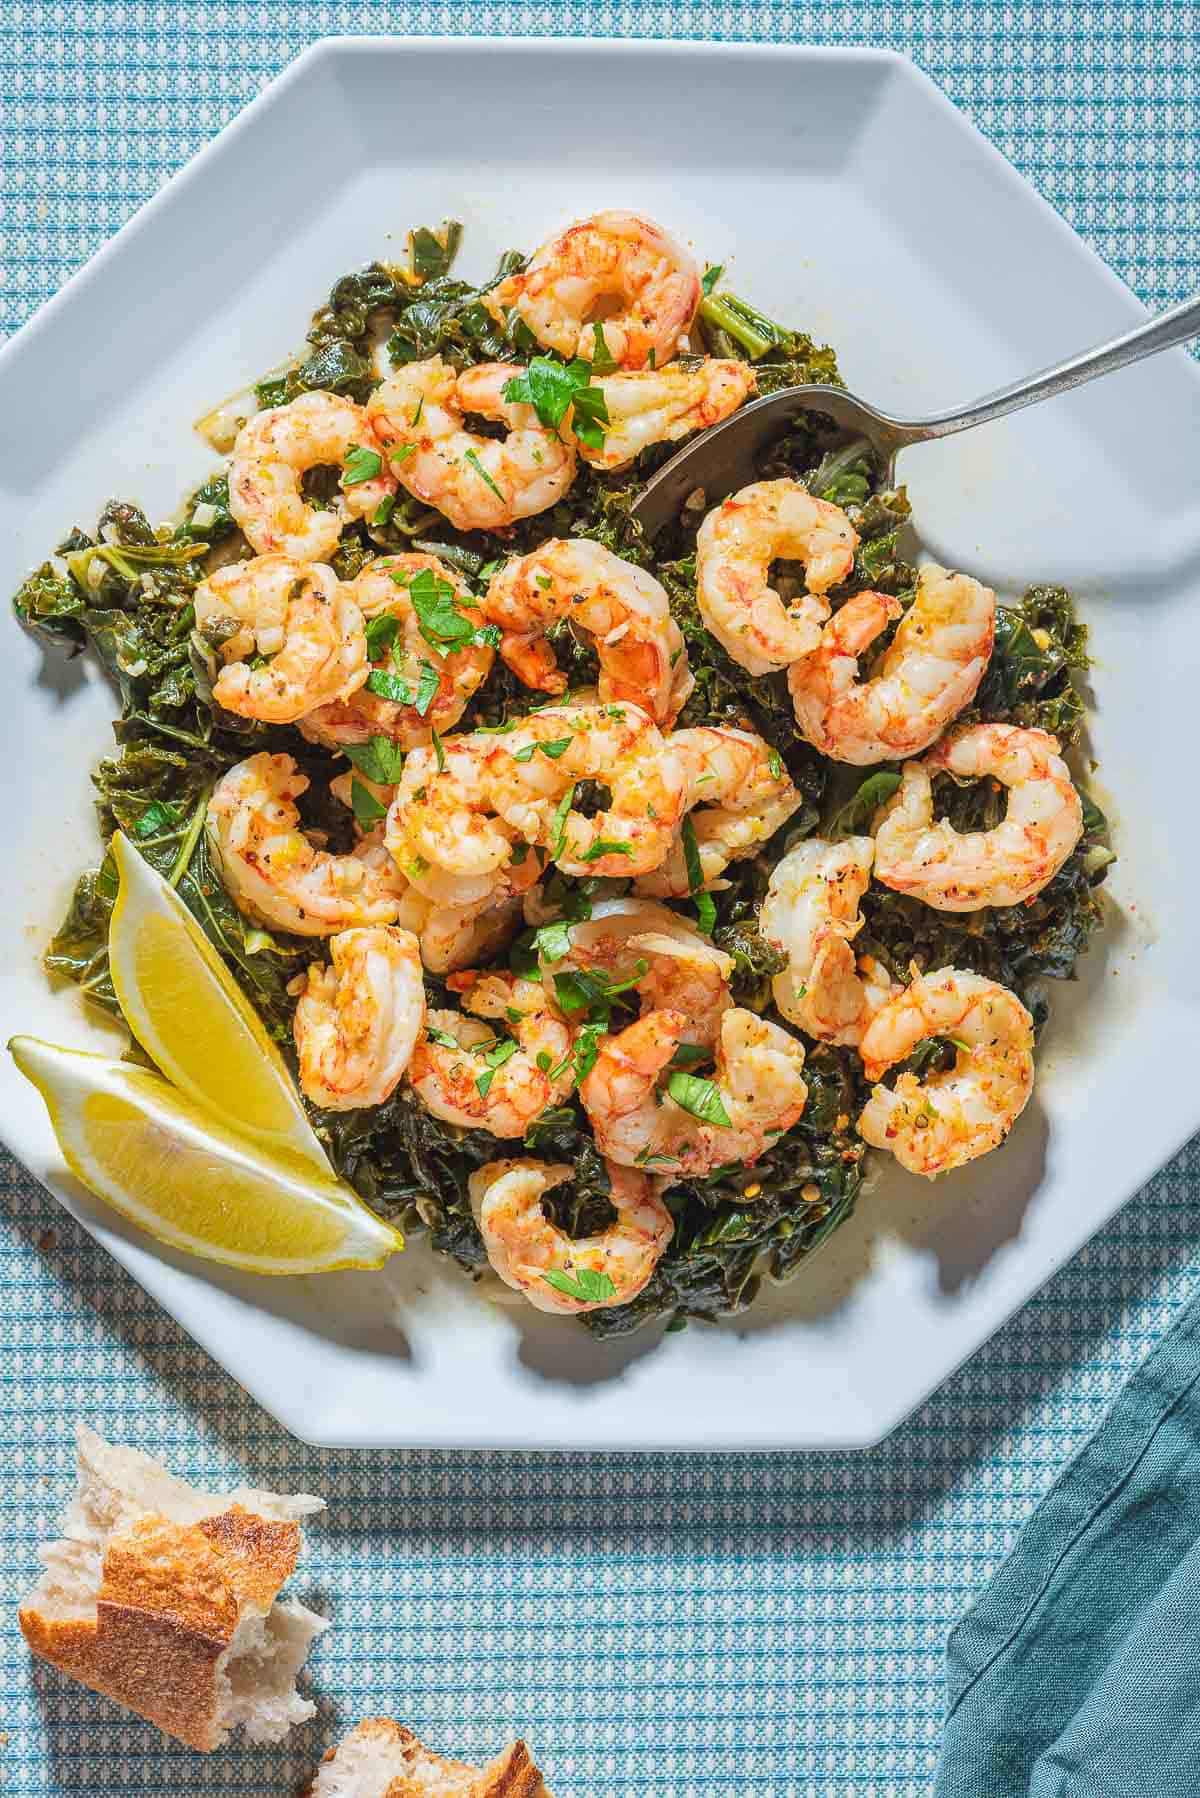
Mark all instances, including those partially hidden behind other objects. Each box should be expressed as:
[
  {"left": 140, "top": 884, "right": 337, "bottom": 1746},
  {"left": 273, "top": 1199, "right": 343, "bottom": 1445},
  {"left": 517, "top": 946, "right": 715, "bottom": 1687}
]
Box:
[{"left": 2, "top": 10, "right": 1198, "bottom": 1795}]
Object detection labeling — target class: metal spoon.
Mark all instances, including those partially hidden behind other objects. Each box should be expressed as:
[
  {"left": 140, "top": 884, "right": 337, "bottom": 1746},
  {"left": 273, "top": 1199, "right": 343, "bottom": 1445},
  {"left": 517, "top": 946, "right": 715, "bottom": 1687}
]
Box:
[{"left": 630, "top": 291, "right": 1200, "bottom": 539}]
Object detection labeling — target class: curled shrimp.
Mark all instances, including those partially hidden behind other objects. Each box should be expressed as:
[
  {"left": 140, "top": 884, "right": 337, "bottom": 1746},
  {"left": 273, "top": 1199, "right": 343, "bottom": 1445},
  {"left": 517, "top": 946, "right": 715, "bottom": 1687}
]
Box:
[
  {"left": 550, "top": 897, "right": 734, "bottom": 1046},
  {"left": 292, "top": 925, "right": 425, "bottom": 1111},
  {"left": 408, "top": 973, "right": 574, "bottom": 1138},
  {"left": 209, "top": 753, "right": 405, "bottom": 936},
  {"left": 857, "top": 968, "right": 1035, "bottom": 1177},
  {"left": 579, "top": 361, "right": 757, "bottom": 472},
  {"left": 481, "top": 539, "right": 693, "bottom": 726},
  {"left": 468, "top": 1157, "right": 673, "bottom": 1314},
  {"left": 760, "top": 837, "right": 897, "bottom": 1044},
  {"left": 696, "top": 479, "right": 858, "bottom": 675},
  {"left": 193, "top": 554, "right": 367, "bottom": 724},
  {"left": 788, "top": 566, "right": 996, "bottom": 765},
  {"left": 580, "top": 1006, "right": 808, "bottom": 1176},
  {"left": 485, "top": 210, "right": 701, "bottom": 370},
  {"left": 327, "top": 768, "right": 526, "bottom": 973},
  {"left": 487, "top": 701, "right": 687, "bottom": 878},
  {"left": 634, "top": 726, "right": 802, "bottom": 899},
  {"left": 873, "top": 723, "right": 1084, "bottom": 911},
  {"left": 366, "top": 356, "right": 576, "bottom": 533},
  {"left": 385, "top": 735, "right": 529, "bottom": 906},
  {"left": 228, "top": 391, "right": 395, "bottom": 562},
  {"left": 300, "top": 553, "right": 493, "bottom": 751},
  {"left": 395, "top": 888, "right": 524, "bottom": 976}
]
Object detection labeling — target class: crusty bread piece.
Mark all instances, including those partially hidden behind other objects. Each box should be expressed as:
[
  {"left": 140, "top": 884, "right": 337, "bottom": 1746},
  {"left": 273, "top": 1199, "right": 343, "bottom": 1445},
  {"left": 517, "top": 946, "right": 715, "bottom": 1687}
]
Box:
[
  {"left": 309, "top": 1716, "right": 550, "bottom": 1798},
  {"left": 20, "top": 1424, "right": 326, "bottom": 1751}
]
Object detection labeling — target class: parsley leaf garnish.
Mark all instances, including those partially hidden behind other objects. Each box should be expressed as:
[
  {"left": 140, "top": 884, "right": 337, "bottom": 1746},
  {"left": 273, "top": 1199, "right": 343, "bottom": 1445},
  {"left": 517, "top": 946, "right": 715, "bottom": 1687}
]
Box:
[
  {"left": 431, "top": 726, "right": 446, "bottom": 773},
  {"left": 350, "top": 778, "right": 388, "bottom": 828},
  {"left": 343, "top": 735, "right": 405, "bottom": 785},
  {"left": 414, "top": 659, "right": 441, "bottom": 718},
  {"left": 533, "top": 918, "right": 573, "bottom": 963},
  {"left": 408, "top": 567, "right": 499, "bottom": 656},
  {"left": 680, "top": 814, "right": 717, "bottom": 934},
  {"left": 668, "top": 1043, "right": 710, "bottom": 1070},
  {"left": 366, "top": 668, "right": 413, "bottom": 704},
  {"left": 667, "top": 1071, "right": 732, "bottom": 1127},
  {"left": 541, "top": 1266, "right": 616, "bottom": 1304},
  {"left": 463, "top": 449, "right": 506, "bottom": 503},
  {"left": 503, "top": 355, "right": 610, "bottom": 451},
  {"left": 371, "top": 494, "right": 396, "bottom": 527},
  {"left": 363, "top": 612, "right": 400, "bottom": 661},
  {"left": 425, "top": 1025, "right": 461, "bottom": 1049},
  {"left": 578, "top": 838, "right": 633, "bottom": 864},
  {"left": 767, "top": 747, "right": 784, "bottom": 781},
  {"left": 475, "top": 1037, "right": 518, "bottom": 1098},
  {"left": 701, "top": 263, "right": 724, "bottom": 296},
  {"left": 549, "top": 783, "right": 576, "bottom": 861},
  {"left": 343, "top": 445, "right": 382, "bottom": 485},
  {"left": 588, "top": 323, "right": 619, "bottom": 373}
]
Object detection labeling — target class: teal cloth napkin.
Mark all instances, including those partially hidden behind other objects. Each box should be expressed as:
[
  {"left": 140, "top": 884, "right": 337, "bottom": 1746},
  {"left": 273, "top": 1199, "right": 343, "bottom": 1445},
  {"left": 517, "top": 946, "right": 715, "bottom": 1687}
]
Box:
[{"left": 937, "top": 1290, "right": 1200, "bottom": 1796}]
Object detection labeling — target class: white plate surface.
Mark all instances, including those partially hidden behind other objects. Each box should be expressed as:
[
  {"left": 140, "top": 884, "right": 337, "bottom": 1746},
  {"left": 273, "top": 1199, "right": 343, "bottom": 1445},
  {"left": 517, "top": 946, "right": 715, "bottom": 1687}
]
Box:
[{"left": 0, "top": 39, "right": 1196, "bottom": 1449}]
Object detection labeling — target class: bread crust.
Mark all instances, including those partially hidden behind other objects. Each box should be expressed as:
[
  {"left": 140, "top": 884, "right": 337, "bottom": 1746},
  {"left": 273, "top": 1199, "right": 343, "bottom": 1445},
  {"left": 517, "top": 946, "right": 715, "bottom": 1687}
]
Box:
[
  {"left": 20, "top": 1502, "right": 302, "bottom": 1750},
  {"left": 310, "top": 1718, "right": 549, "bottom": 1798}
]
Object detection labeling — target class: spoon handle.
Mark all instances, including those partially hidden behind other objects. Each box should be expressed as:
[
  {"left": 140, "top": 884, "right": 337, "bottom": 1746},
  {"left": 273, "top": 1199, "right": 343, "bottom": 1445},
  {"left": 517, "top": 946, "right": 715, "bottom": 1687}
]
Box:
[{"left": 905, "top": 291, "right": 1200, "bottom": 443}]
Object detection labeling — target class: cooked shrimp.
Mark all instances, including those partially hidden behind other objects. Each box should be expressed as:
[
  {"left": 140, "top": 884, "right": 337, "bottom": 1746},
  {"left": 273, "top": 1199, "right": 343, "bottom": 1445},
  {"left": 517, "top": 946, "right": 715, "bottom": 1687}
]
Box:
[
  {"left": 857, "top": 968, "right": 1035, "bottom": 1177},
  {"left": 384, "top": 734, "right": 547, "bottom": 916},
  {"left": 209, "top": 753, "right": 405, "bottom": 936},
  {"left": 482, "top": 539, "right": 693, "bottom": 726},
  {"left": 193, "top": 554, "right": 367, "bottom": 725},
  {"left": 552, "top": 897, "right": 734, "bottom": 1046},
  {"left": 760, "top": 837, "right": 896, "bottom": 1044},
  {"left": 468, "top": 1157, "right": 673, "bottom": 1314},
  {"left": 696, "top": 479, "right": 858, "bottom": 675},
  {"left": 873, "top": 724, "right": 1084, "bottom": 911},
  {"left": 408, "top": 973, "right": 574, "bottom": 1138},
  {"left": 292, "top": 926, "right": 425, "bottom": 1111},
  {"left": 634, "top": 726, "right": 802, "bottom": 899},
  {"left": 394, "top": 888, "right": 524, "bottom": 976},
  {"left": 487, "top": 701, "right": 687, "bottom": 877},
  {"left": 485, "top": 210, "right": 701, "bottom": 370},
  {"left": 788, "top": 566, "right": 996, "bottom": 765},
  {"left": 300, "top": 553, "right": 493, "bottom": 750},
  {"left": 228, "top": 391, "right": 395, "bottom": 562},
  {"left": 580, "top": 1006, "right": 808, "bottom": 1176},
  {"left": 366, "top": 357, "right": 576, "bottom": 533},
  {"left": 579, "top": 360, "right": 757, "bottom": 472}
]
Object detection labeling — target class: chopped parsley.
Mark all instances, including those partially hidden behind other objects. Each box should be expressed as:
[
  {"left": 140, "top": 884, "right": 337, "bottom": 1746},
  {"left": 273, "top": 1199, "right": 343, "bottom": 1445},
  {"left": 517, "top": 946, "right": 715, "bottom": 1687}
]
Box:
[
  {"left": 503, "top": 355, "right": 610, "bottom": 451},
  {"left": 463, "top": 449, "right": 506, "bottom": 503},
  {"left": 667, "top": 1071, "right": 732, "bottom": 1128},
  {"left": 343, "top": 734, "right": 405, "bottom": 785},
  {"left": 680, "top": 815, "right": 717, "bottom": 934},
  {"left": 342, "top": 444, "right": 382, "bottom": 485},
  {"left": 541, "top": 1266, "right": 616, "bottom": 1304},
  {"left": 350, "top": 778, "right": 388, "bottom": 828}
]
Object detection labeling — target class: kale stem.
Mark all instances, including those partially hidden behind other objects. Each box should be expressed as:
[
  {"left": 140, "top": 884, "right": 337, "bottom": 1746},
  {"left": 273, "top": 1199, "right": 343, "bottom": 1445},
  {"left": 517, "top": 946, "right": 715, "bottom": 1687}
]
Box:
[
  {"left": 169, "top": 785, "right": 212, "bottom": 888},
  {"left": 698, "top": 294, "right": 776, "bottom": 360},
  {"left": 698, "top": 293, "right": 784, "bottom": 359}
]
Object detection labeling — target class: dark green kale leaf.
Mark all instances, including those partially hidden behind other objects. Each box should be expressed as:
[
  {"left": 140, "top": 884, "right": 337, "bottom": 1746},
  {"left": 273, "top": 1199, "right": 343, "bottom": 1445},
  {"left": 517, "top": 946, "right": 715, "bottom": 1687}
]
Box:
[{"left": 972, "top": 584, "right": 1089, "bottom": 744}]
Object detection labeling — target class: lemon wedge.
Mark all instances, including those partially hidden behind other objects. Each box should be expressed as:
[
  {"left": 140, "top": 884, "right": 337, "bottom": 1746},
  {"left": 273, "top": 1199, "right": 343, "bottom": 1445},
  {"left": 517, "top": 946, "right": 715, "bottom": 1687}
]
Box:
[
  {"left": 10, "top": 1036, "right": 402, "bottom": 1275},
  {"left": 108, "top": 831, "right": 329, "bottom": 1176}
]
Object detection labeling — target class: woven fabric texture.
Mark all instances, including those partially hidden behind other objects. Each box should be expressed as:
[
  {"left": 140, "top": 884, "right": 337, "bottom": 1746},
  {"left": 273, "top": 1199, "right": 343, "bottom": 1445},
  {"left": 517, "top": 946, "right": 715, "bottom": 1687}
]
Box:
[{"left": 2, "top": 8, "right": 1198, "bottom": 1795}]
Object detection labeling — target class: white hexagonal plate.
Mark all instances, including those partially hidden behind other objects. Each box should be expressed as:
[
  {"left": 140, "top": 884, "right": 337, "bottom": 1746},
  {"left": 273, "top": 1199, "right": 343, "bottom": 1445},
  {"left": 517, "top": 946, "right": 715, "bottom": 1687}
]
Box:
[{"left": 1, "top": 39, "right": 1196, "bottom": 1448}]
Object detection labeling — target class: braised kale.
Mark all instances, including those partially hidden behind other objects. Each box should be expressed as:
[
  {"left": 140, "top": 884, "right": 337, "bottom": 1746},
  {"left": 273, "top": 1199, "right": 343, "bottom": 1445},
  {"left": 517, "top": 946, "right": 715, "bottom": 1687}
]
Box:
[{"left": 14, "top": 224, "right": 1112, "bottom": 1337}]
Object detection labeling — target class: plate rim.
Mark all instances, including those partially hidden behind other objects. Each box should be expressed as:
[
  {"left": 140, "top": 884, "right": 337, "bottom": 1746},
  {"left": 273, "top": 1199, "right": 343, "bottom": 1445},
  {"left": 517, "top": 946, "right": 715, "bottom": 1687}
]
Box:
[{"left": 3, "top": 33, "right": 1195, "bottom": 1451}]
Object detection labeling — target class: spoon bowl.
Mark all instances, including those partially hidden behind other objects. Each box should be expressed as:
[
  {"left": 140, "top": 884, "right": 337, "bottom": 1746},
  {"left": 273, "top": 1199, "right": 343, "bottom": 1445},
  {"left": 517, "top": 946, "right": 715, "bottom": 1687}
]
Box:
[{"left": 630, "top": 288, "right": 1200, "bottom": 539}]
